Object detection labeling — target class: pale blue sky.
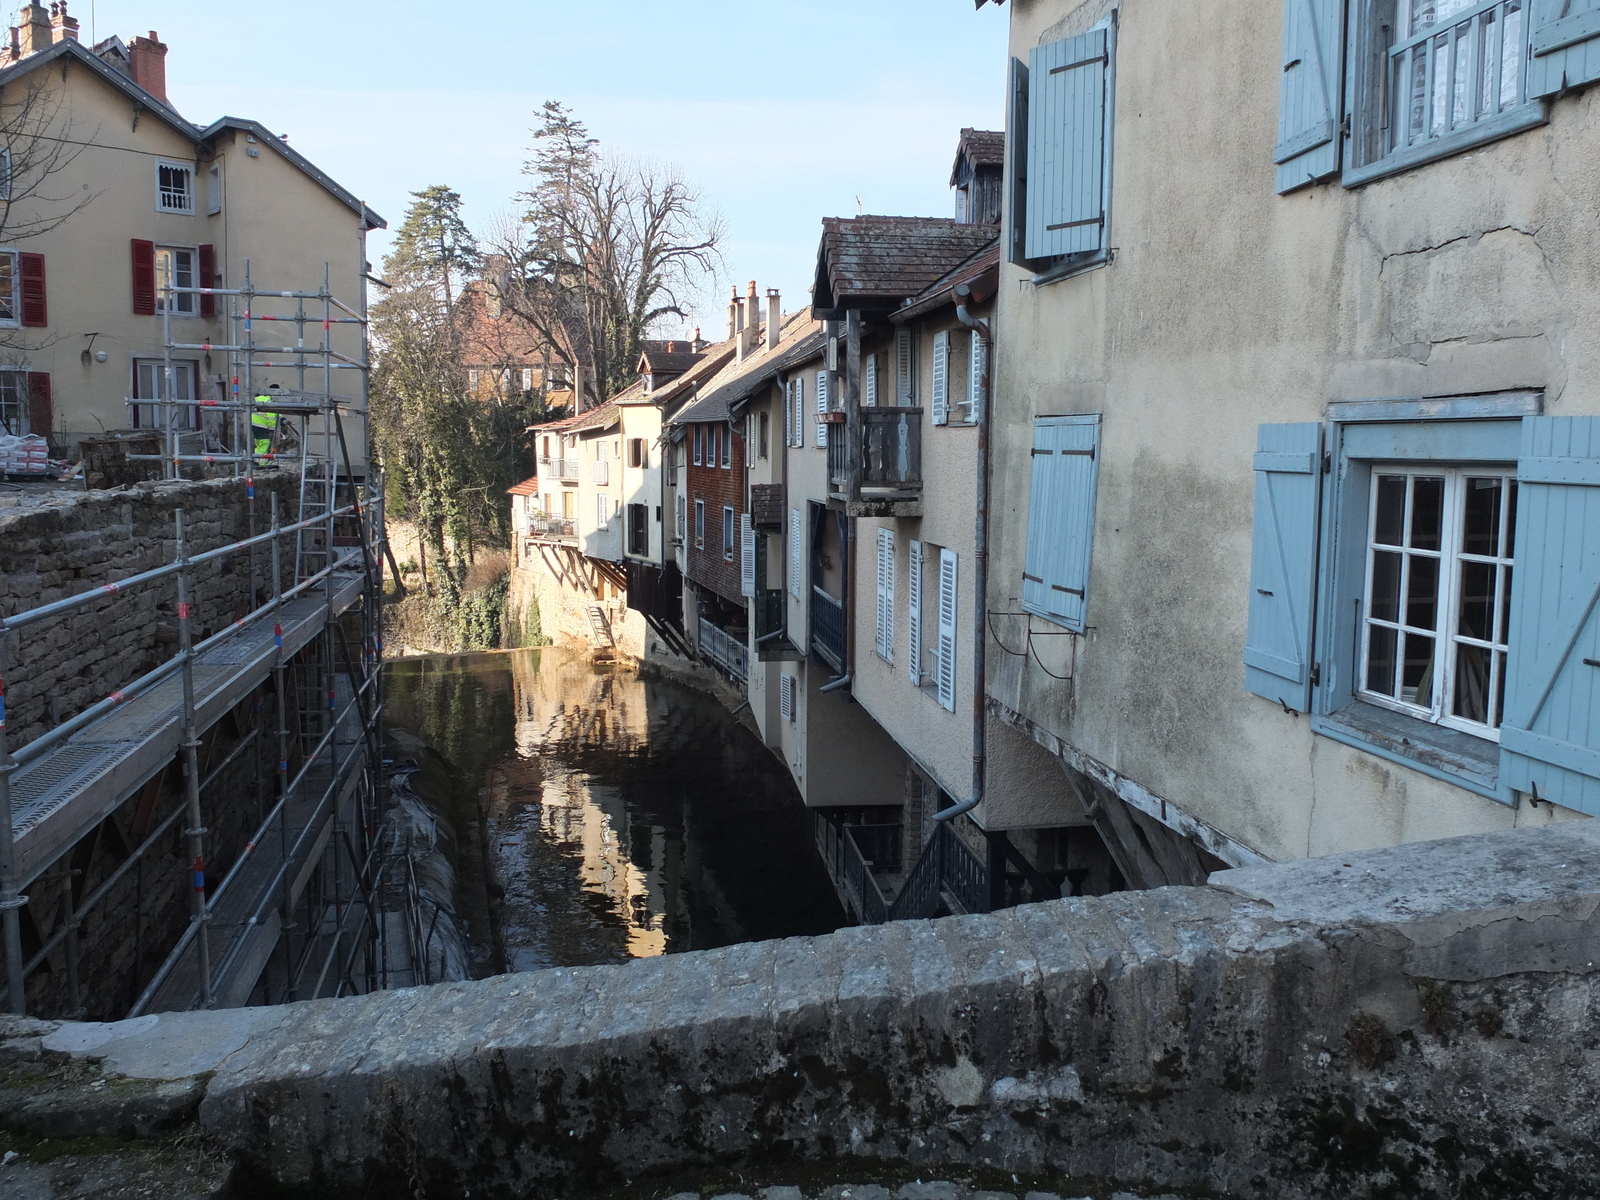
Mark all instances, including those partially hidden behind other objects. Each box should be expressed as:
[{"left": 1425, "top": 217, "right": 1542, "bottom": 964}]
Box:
[{"left": 83, "top": 1, "right": 1009, "bottom": 331}]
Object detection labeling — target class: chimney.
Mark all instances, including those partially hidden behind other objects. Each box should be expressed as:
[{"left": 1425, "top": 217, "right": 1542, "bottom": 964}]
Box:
[
  {"left": 765, "top": 289, "right": 781, "bottom": 352},
  {"left": 49, "top": 0, "right": 76, "bottom": 42},
  {"left": 572, "top": 363, "right": 587, "bottom": 414},
  {"left": 6, "top": 27, "right": 20, "bottom": 64},
  {"left": 737, "top": 280, "right": 761, "bottom": 363},
  {"left": 129, "top": 30, "right": 167, "bottom": 103},
  {"left": 726, "top": 285, "right": 739, "bottom": 341},
  {"left": 691, "top": 326, "right": 705, "bottom": 353},
  {"left": 18, "top": 3, "right": 48, "bottom": 54}
]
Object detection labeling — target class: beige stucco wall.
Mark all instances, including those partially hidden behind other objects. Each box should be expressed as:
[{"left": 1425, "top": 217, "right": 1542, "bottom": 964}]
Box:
[
  {"left": 989, "top": 0, "right": 1595, "bottom": 864},
  {"left": 575, "top": 426, "right": 623, "bottom": 562},
  {"left": 618, "top": 402, "right": 664, "bottom": 564}
]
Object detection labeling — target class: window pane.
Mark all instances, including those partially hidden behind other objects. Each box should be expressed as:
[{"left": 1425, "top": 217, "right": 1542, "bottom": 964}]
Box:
[
  {"left": 1498, "top": 563, "right": 1514, "bottom": 644},
  {"left": 1453, "top": 642, "right": 1492, "bottom": 724},
  {"left": 0, "top": 254, "right": 14, "bottom": 322},
  {"left": 1504, "top": 479, "right": 1518, "bottom": 558},
  {"left": 1461, "top": 476, "right": 1503, "bottom": 555},
  {"left": 1375, "top": 475, "right": 1407, "bottom": 545},
  {"left": 1403, "top": 633, "right": 1436, "bottom": 706},
  {"left": 1501, "top": 3, "right": 1523, "bottom": 109},
  {"left": 1367, "top": 625, "right": 1398, "bottom": 696},
  {"left": 1457, "top": 559, "right": 1496, "bottom": 639},
  {"left": 1371, "top": 550, "right": 1403, "bottom": 621},
  {"left": 1494, "top": 649, "right": 1507, "bottom": 727},
  {"left": 1406, "top": 554, "right": 1439, "bottom": 630},
  {"left": 1410, "top": 476, "right": 1445, "bottom": 549}
]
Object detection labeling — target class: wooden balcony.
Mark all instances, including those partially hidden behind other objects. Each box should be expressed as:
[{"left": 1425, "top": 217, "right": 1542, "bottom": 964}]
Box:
[{"left": 833, "top": 408, "right": 923, "bottom": 517}]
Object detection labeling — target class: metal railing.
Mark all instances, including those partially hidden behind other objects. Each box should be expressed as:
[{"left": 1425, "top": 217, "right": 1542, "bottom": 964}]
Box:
[
  {"left": 813, "top": 816, "right": 893, "bottom": 925},
  {"left": 889, "top": 822, "right": 989, "bottom": 921},
  {"left": 810, "top": 587, "right": 845, "bottom": 673},
  {"left": 540, "top": 456, "right": 580, "bottom": 481},
  {"left": 529, "top": 516, "right": 577, "bottom": 541},
  {"left": 697, "top": 618, "right": 748, "bottom": 682}
]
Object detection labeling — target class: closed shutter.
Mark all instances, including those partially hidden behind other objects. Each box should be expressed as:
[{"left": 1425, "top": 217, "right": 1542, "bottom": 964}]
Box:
[
  {"left": 969, "top": 330, "right": 987, "bottom": 424},
  {"left": 1026, "top": 29, "right": 1109, "bottom": 259},
  {"left": 931, "top": 331, "right": 950, "bottom": 426},
  {"left": 598, "top": 495, "right": 608, "bottom": 530},
  {"left": 197, "top": 244, "right": 215, "bottom": 318},
  {"left": 131, "top": 239, "right": 155, "bottom": 315},
  {"left": 908, "top": 539, "right": 924, "bottom": 685},
  {"left": 1007, "top": 54, "right": 1031, "bottom": 267},
  {"left": 780, "top": 673, "right": 795, "bottom": 721},
  {"left": 1243, "top": 422, "right": 1324, "bottom": 712},
  {"left": 815, "top": 370, "right": 828, "bottom": 447},
  {"left": 1274, "top": 0, "right": 1345, "bottom": 194},
  {"left": 677, "top": 493, "right": 686, "bottom": 539},
  {"left": 1499, "top": 416, "right": 1600, "bottom": 814},
  {"left": 741, "top": 513, "right": 756, "bottom": 597},
  {"left": 790, "top": 508, "right": 802, "bottom": 598},
  {"left": 26, "top": 372, "right": 50, "bottom": 442},
  {"left": 937, "top": 548, "right": 958, "bottom": 712},
  {"left": 793, "top": 378, "right": 804, "bottom": 446},
  {"left": 1021, "top": 414, "right": 1102, "bottom": 633},
  {"left": 864, "top": 354, "right": 877, "bottom": 407},
  {"left": 1530, "top": 0, "right": 1600, "bottom": 98},
  {"left": 896, "top": 329, "right": 914, "bottom": 404},
  {"left": 18, "top": 253, "right": 45, "bottom": 327},
  {"left": 783, "top": 380, "right": 793, "bottom": 444},
  {"left": 875, "top": 527, "right": 895, "bottom": 662}
]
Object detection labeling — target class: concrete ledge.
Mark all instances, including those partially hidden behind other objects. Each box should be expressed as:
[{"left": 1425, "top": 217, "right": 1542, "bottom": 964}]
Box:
[{"left": 5, "top": 822, "right": 1600, "bottom": 1198}]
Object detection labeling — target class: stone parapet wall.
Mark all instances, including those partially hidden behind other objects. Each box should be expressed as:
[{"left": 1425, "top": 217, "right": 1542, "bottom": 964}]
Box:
[
  {"left": 6, "top": 821, "right": 1600, "bottom": 1197},
  {"left": 0, "top": 472, "right": 298, "bottom": 746}
]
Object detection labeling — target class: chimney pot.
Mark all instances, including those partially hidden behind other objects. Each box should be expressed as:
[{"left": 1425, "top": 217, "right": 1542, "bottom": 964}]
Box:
[{"left": 48, "top": 0, "right": 77, "bottom": 42}]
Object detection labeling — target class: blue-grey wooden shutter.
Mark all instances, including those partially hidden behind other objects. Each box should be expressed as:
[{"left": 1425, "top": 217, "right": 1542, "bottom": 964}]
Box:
[
  {"left": 1529, "top": 0, "right": 1600, "bottom": 98},
  {"left": 937, "top": 548, "right": 959, "bottom": 712},
  {"left": 1026, "top": 30, "right": 1108, "bottom": 259},
  {"left": 908, "top": 538, "right": 924, "bottom": 685},
  {"left": 1243, "top": 422, "right": 1323, "bottom": 711},
  {"left": 1007, "top": 56, "right": 1030, "bottom": 267},
  {"left": 1274, "top": 0, "right": 1346, "bottom": 194},
  {"left": 1499, "top": 416, "right": 1600, "bottom": 815},
  {"left": 1021, "top": 414, "right": 1101, "bottom": 632}
]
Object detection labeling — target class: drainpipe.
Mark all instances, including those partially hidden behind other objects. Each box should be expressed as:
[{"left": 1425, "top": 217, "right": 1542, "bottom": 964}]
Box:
[{"left": 934, "top": 283, "right": 991, "bottom": 824}]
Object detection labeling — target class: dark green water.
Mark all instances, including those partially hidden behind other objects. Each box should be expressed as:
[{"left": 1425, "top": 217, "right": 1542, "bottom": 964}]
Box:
[{"left": 384, "top": 647, "right": 847, "bottom": 974}]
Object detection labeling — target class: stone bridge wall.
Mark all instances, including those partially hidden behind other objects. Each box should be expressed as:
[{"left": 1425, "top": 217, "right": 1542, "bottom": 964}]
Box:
[{"left": 4, "top": 821, "right": 1599, "bottom": 1199}]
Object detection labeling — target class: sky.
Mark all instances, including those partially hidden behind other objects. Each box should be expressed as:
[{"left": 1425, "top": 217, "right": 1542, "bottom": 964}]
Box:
[{"left": 82, "top": 1, "right": 1009, "bottom": 334}]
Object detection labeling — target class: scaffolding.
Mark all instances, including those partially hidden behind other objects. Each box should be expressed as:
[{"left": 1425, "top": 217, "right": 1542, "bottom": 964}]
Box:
[{"left": 0, "top": 266, "right": 404, "bottom": 1017}]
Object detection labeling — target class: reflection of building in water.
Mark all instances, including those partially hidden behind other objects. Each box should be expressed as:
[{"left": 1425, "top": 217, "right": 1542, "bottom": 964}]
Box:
[{"left": 507, "top": 650, "right": 671, "bottom": 958}]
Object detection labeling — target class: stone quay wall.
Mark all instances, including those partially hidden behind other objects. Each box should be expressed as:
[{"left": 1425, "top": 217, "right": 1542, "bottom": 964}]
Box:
[
  {"left": 0, "top": 472, "right": 298, "bottom": 747},
  {"left": 5, "top": 821, "right": 1600, "bottom": 1199}
]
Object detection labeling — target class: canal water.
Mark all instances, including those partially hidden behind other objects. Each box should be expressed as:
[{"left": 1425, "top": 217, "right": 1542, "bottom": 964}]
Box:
[{"left": 384, "top": 646, "right": 848, "bottom": 975}]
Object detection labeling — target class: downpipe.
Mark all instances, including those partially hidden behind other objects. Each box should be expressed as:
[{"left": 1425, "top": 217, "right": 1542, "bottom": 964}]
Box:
[{"left": 935, "top": 286, "right": 991, "bottom": 824}]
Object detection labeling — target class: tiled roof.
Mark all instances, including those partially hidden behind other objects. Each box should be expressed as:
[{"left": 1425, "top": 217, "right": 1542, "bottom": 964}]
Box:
[
  {"left": 812, "top": 217, "right": 1001, "bottom": 311},
  {"left": 527, "top": 398, "right": 620, "bottom": 435},
  {"left": 950, "top": 128, "right": 1005, "bottom": 185},
  {"left": 669, "top": 312, "right": 824, "bottom": 426},
  {"left": 892, "top": 238, "right": 1001, "bottom": 323},
  {"left": 638, "top": 339, "right": 705, "bottom": 377},
  {"left": 507, "top": 477, "right": 540, "bottom": 496}
]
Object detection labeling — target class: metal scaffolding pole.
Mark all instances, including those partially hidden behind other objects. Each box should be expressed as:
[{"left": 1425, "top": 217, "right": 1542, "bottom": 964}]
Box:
[
  {"left": 174, "top": 510, "right": 213, "bottom": 1008},
  {"left": 0, "top": 662, "right": 25, "bottom": 1014}
]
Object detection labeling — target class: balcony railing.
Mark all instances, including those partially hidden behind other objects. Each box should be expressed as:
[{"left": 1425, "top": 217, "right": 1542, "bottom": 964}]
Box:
[
  {"left": 698, "top": 617, "right": 748, "bottom": 682},
  {"left": 813, "top": 816, "right": 896, "bottom": 925},
  {"left": 810, "top": 586, "right": 845, "bottom": 672},
  {"left": 591, "top": 460, "right": 610, "bottom": 485},
  {"left": 528, "top": 516, "right": 577, "bottom": 541},
  {"left": 540, "top": 456, "right": 580, "bottom": 481},
  {"left": 859, "top": 407, "right": 922, "bottom": 490}
]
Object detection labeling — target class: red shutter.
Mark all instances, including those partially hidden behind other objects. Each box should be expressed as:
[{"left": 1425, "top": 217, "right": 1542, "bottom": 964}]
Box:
[
  {"left": 198, "top": 244, "right": 215, "bottom": 318},
  {"left": 26, "top": 372, "right": 51, "bottom": 442},
  {"left": 18, "top": 252, "right": 45, "bottom": 327},
  {"left": 131, "top": 239, "right": 155, "bottom": 315}
]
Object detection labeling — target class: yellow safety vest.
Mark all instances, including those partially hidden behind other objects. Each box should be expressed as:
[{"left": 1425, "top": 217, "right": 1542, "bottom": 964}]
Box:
[{"left": 251, "top": 396, "right": 278, "bottom": 451}]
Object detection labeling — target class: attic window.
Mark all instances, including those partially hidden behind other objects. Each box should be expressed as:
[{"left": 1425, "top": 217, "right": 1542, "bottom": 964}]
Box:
[{"left": 156, "top": 161, "right": 193, "bottom": 213}]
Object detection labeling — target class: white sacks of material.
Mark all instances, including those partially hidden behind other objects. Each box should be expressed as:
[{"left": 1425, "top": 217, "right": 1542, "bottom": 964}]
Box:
[{"left": 0, "top": 433, "right": 50, "bottom": 475}]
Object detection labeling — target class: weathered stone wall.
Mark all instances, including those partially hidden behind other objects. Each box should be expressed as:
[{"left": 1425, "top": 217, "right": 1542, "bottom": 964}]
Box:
[
  {"left": 0, "top": 472, "right": 297, "bottom": 747},
  {"left": 5, "top": 821, "right": 1600, "bottom": 1198}
]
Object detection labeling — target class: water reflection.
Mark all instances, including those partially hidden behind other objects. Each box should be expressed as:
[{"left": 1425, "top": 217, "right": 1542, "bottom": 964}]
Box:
[{"left": 385, "top": 647, "right": 846, "bottom": 973}]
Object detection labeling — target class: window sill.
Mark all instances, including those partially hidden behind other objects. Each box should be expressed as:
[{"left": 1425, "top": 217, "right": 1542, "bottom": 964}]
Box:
[
  {"left": 1027, "top": 249, "right": 1109, "bottom": 288},
  {"left": 1341, "top": 105, "right": 1547, "bottom": 190},
  {"left": 1313, "top": 700, "right": 1508, "bottom": 804}
]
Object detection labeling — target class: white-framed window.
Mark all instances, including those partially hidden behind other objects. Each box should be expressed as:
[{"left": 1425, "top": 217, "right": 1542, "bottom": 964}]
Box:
[
  {"left": 597, "top": 494, "right": 610, "bottom": 531},
  {"left": 723, "top": 505, "right": 735, "bottom": 560},
  {"left": 1360, "top": 468, "right": 1516, "bottom": 739},
  {"left": 0, "top": 250, "right": 18, "bottom": 325},
  {"left": 0, "top": 148, "right": 13, "bottom": 203},
  {"left": 155, "top": 160, "right": 195, "bottom": 214},
  {"left": 154, "top": 246, "right": 195, "bottom": 315},
  {"left": 694, "top": 498, "right": 705, "bottom": 548},
  {"left": 721, "top": 420, "right": 732, "bottom": 468},
  {"left": 0, "top": 368, "right": 26, "bottom": 434},
  {"left": 521, "top": 367, "right": 533, "bottom": 391},
  {"left": 693, "top": 425, "right": 703, "bottom": 465},
  {"left": 206, "top": 163, "right": 222, "bottom": 215},
  {"left": 130, "top": 358, "right": 199, "bottom": 428},
  {"left": 467, "top": 369, "right": 479, "bottom": 392}
]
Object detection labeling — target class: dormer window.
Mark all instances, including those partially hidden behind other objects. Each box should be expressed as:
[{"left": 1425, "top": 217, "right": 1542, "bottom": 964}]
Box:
[{"left": 156, "top": 161, "right": 193, "bottom": 213}]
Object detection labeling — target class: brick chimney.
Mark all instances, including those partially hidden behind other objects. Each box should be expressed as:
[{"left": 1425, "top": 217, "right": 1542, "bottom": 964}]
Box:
[
  {"left": 5, "top": 27, "right": 21, "bottom": 64},
  {"left": 129, "top": 30, "right": 167, "bottom": 103},
  {"left": 18, "top": 3, "right": 49, "bottom": 54},
  {"left": 49, "top": 1, "right": 77, "bottom": 42},
  {"left": 766, "top": 289, "right": 781, "bottom": 352}
]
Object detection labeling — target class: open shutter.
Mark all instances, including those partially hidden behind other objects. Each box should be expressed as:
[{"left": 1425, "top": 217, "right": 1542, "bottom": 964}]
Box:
[
  {"left": 908, "top": 539, "right": 924, "bottom": 685},
  {"left": 1274, "top": 0, "right": 1346, "bottom": 193},
  {"left": 1499, "top": 417, "right": 1600, "bottom": 814},
  {"left": 741, "top": 513, "right": 756, "bottom": 597},
  {"left": 26, "top": 372, "right": 50, "bottom": 442},
  {"left": 790, "top": 508, "right": 802, "bottom": 598},
  {"left": 815, "top": 370, "right": 828, "bottom": 447},
  {"left": 937, "top": 548, "right": 959, "bottom": 712},
  {"left": 1007, "top": 55, "right": 1031, "bottom": 267},
  {"left": 875, "top": 527, "right": 895, "bottom": 662},
  {"left": 1022, "top": 414, "right": 1101, "bottom": 632},
  {"left": 198, "top": 244, "right": 215, "bottom": 318},
  {"left": 18, "top": 253, "right": 45, "bottom": 327},
  {"left": 131, "top": 239, "right": 155, "bottom": 315},
  {"left": 1243, "top": 422, "right": 1323, "bottom": 712},
  {"left": 1026, "top": 29, "right": 1109, "bottom": 259},
  {"left": 793, "top": 379, "right": 804, "bottom": 446},
  {"left": 864, "top": 355, "right": 877, "bottom": 407},
  {"left": 969, "top": 330, "right": 987, "bottom": 424},
  {"left": 896, "top": 329, "right": 914, "bottom": 405},
  {"left": 931, "top": 331, "right": 950, "bottom": 426},
  {"left": 784, "top": 381, "right": 793, "bottom": 445},
  {"left": 780, "top": 673, "right": 795, "bottom": 722},
  {"left": 1530, "top": 0, "right": 1600, "bottom": 97}
]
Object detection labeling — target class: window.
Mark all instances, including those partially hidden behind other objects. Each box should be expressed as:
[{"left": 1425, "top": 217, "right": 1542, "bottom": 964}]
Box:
[
  {"left": 694, "top": 499, "right": 705, "bottom": 548},
  {"left": 875, "top": 527, "right": 896, "bottom": 664},
  {"left": 521, "top": 368, "right": 533, "bottom": 391},
  {"left": 0, "top": 251, "right": 15, "bottom": 324},
  {"left": 721, "top": 421, "right": 732, "bottom": 468},
  {"left": 154, "top": 247, "right": 195, "bottom": 315},
  {"left": 130, "top": 359, "right": 199, "bottom": 428},
  {"left": 1021, "top": 414, "right": 1102, "bottom": 631},
  {"left": 206, "top": 164, "right": 222, "bottom": 215},
  {"left": 723, "top": 506, "right": 735, "bottom": 560},
  {"left": 628, "top": 437, "right": 645, "bottom": 468},
  {"left": 693, "top": 425, "right": 703, "bottom": 466},
  {"left": 758, "top": 411, "right": 769, "bottom": 459},
  {"left": 597, "top": 494, "right": 610, "bottom": 531},
  {"left": 0, "top": 369, "right": 25, "bottom": 434},
  {"left": 628, "top": 503, "right": 648, "bottom": 555},
  {"left": 0, "top": 148, "right": 12, "bottom": 202},
  {"left": 467, "top": 369, "right": 479, "bottom": 392},
  {"left": 156, "top": 160, "right": 194, "bottom": 213},
  {"left": 1008, "top": 22, "right": 1115, "bottom": 275},
  {"left": 1359, "top": 469, "right": 1515, "bottom": 737}
]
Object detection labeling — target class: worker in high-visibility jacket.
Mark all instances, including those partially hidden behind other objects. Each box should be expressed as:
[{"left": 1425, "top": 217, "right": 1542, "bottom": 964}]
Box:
[{"left": 251, "top": 384, "right": 281, "bottom": 458}]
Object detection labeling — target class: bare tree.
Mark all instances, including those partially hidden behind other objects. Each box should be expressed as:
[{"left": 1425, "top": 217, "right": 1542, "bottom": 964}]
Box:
[{"left": 495, "top": 102, "right": 723, "bottom": 404}]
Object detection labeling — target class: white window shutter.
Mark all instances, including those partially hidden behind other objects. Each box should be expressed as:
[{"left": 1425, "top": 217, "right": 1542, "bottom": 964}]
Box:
[
  {"left": 815, "top": 370, "right": 829, "bottom": 447},
  {"left": 740, "top": 513, "right": 756, "bottom": 597},
  {"left": 792, "top": 378, "right": 804, "bottom": 446},
  {"left": 896, "top": 329, "right": 913, "bottom": 405},
  {"left": 790, "top": 508, "right": 802, "bottom": 598},
  {"left": 908, "top": 539, "right": 923, "bottom": 686},
  {"left": 864, "top": 355, "right": 877, "bottom": 407},
  {"left": 783, "top": 382, "right": 792, "bottom": 445},
  {"left": 875, "top": 527, "right": 894, "bottom": 663},
  {"left": 780, "top": 673, "right": 795, "bottom": 721},
  {"left": 937, "top": 548, "right": 958, "bottom": 712},
  {"left": 969, "top": 330, "right": 986, "bottom": 424},
  {"left": 677, "top": 494, "right": 685, "bottom": 539},
  {"left": 931, "top": 331, "right": 949, "bottom": 426}
]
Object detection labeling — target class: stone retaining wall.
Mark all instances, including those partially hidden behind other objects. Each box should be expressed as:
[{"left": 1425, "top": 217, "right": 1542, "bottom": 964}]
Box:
[{"left": 4, "top": 821, "right": 1600, "bottom": 1199}]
